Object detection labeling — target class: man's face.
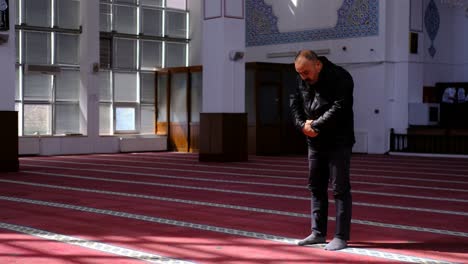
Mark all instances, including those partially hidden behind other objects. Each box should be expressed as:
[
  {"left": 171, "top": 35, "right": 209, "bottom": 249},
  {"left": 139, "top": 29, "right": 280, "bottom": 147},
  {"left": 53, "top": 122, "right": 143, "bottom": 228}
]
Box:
[{"left": 295, "top": 57, "right": 321, "bottom": 84}]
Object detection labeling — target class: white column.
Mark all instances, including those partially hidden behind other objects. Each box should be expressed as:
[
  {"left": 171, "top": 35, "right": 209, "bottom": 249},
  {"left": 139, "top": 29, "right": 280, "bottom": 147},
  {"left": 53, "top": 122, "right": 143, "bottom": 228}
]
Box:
[
  {"left": 199, "top": 0, "right": 248, "bottom": 162},
  {"left": 80, "top": 0, "right": 100, "bottom": 139},
  {"left": 0, "top": 0, "right": 15, "bottom": 111},
  {"left": 385, "top": 0, "right": 411, "bottom": 135},
  {"left": 202, "top": 0, "right": 245, "bottom": 113},
  {"left": 0, "top": 0, "right": 19, "bottom": 171}
]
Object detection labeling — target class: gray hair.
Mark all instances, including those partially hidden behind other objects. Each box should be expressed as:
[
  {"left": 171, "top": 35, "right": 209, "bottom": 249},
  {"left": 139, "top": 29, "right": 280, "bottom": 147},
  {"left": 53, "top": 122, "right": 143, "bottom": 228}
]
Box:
[{"left": 295, "top": 50, "right": 319, "bottom": 62}]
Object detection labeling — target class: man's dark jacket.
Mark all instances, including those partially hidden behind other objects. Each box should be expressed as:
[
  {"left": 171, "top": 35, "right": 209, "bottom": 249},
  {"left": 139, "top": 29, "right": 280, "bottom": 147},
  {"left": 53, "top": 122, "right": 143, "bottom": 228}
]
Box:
[{"left": 290, "top": 56, "right": 355, "bottom": 149}]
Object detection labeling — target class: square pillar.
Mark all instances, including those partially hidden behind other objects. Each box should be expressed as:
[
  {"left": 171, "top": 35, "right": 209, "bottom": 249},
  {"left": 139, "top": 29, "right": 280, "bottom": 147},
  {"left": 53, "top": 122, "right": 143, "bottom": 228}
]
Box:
[
  {"left": 199, "top": 113, "right": 247, "bottom": 162},
  {"left": 0, "top": 111, "right": 18, "bottom": 171}
]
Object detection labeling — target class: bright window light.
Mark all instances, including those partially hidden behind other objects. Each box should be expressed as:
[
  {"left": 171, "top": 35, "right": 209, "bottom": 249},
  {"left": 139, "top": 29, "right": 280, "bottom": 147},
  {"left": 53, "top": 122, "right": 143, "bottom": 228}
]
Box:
[
  {"left": 116, "top": 107, "right": 136, "bottom": 131},
  {"left": 167, "top": 0, "right": 186, "bottom": 10}
]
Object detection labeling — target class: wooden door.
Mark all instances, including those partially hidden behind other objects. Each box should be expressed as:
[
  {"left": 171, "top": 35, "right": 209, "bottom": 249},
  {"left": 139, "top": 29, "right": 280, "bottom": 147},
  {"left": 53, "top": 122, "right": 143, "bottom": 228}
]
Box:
[
  {"left": 189, "top": 67, "right": 202, "bottom": 152},
  {"left": 156, "top": 71, "right": 169, "bottom": 136},
  {"left": 256, "top": 81, "right": 282, "bottom": 155},
  {"left": 168, "top": 69, "right": 189, "bottom": 152}
]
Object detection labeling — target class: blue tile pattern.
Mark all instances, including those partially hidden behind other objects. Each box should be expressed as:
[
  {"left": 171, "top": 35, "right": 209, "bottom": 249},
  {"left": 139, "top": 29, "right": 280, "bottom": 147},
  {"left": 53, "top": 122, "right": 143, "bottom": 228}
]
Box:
[
  {"left": 424, "top": 0, "right": 440, "bottom": 57},
  {"left": 246, "top": 0, "right": 379, "bottom": 46}
]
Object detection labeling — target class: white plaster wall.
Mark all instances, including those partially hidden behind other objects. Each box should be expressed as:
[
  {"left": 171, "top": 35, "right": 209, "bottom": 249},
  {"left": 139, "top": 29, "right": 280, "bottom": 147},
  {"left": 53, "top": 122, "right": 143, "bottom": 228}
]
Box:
[
  {"left": 246, "top": 35, "right": 386, "bottom": 65},
  {"left": 422, "top": 1, "right": 467, "bottom": 86},
  {"left": 202, "top": 9, "right": 246, "bottom": 113},
  {"left": 408, "top": 63, "right": 425, "bottom": 103},
  {"left": 385, "top": 0, "right": 412, "bottom": 136},
  {"left": 453, "top": 63, "right": 468, "bottom": 83},
  {"left": 202, "top": 19, "right": 226, "bottom": 112},
  {"left": 222, "top": 19, "right": 246, "bottom": 113},
  {"left": 408, "top": 3, "right": 425, "bottom": 105},
  {"left": 0, "top": 0, "right": 15, "bottom": 111},
  {"left": 346, "top": 63, "right": 388, "bottom": 153},
  {"left": 387, "top": 63, "right": 410, "bottom": 133},
  {"left": 264, "top": 0, "right": 343, "bottom": 32},
  {"left": 446, "top": 4, "right": 467, "bottom": 82},
  {"left": 19, "top": 136, "right": 122, "bottom": 156}
]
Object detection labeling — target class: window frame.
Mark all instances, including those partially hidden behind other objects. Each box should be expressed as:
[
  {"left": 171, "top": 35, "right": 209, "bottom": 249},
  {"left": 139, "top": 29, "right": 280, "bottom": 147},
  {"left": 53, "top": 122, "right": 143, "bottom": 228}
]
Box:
[
  {"left": 16, "top": 0, "right": 82, "bottom": 137},
  {"left": 99, "top": 0, "right": 189, "bottom": 135},
  {"left": 113, "top": 103, "right": 140, "bottom": 134}
]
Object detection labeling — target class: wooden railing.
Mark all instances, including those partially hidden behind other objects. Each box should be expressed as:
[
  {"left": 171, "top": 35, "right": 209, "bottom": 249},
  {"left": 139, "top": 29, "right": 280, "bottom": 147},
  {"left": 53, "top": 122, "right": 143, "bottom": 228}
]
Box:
[{"left": 390, "top": 128, "right": 468, "bottom": 154}]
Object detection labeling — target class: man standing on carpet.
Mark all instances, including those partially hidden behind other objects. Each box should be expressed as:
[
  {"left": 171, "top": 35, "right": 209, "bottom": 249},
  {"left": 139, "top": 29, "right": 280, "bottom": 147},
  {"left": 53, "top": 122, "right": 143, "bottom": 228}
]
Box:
[{"left": 290, "top": 50, "right": 355, "bottom": 251}]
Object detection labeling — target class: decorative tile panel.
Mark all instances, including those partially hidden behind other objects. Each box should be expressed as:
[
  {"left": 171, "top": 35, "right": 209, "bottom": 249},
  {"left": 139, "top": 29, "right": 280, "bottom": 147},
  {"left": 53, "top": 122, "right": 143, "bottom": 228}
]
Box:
[
  {"left": 424, "top": 0, "right": 440, "bottom": 57},
  {"left": 246, "top": 0, "right": 379, "bottom": 46}
]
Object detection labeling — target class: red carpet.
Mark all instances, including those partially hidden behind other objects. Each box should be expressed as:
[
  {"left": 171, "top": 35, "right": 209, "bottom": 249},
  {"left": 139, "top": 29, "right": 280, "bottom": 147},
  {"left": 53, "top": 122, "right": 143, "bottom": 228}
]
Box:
[{"left": 0, "top": 152, "right": 467, "bottom": 263}]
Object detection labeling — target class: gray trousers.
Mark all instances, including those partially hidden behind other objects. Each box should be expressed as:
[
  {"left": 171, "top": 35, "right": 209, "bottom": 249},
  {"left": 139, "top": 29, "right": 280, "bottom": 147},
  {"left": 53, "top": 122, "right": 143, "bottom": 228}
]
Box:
[{"left": 307, "top": 146, "right": 352, "bottom": 240}]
